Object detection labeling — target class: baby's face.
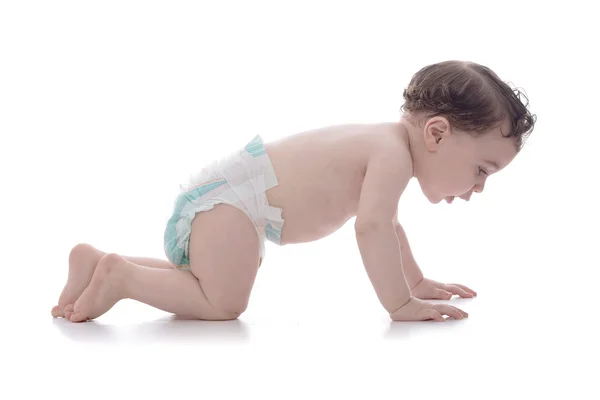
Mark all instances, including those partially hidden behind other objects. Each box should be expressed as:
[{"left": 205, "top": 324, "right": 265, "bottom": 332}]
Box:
[{"left": 418, "top": 121, "right": 518, "bottom": 204}]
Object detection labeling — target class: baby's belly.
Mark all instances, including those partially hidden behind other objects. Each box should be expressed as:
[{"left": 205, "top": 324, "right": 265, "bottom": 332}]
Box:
[
  {"left": 280, "top": 212, "right": 351, "bottom": 244},
  {"left": 269, "top": 197, "right": 355, "bottom": 245}
]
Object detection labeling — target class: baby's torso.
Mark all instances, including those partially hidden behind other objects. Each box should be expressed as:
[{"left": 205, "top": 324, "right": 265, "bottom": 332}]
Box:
[{"left": 264, "top": 122, "right": 405, "bottom": 245}]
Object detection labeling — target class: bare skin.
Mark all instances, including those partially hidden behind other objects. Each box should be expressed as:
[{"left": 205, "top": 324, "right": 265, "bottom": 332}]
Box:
[
  {"left": 51, "top": 243, "right": 176, "bottom": 318},
  {"left": 57, "top": 203, "right": 263, "bottom": 322},
  {"left": 54, "top": 119, "right": 496, "bottom": 323}
]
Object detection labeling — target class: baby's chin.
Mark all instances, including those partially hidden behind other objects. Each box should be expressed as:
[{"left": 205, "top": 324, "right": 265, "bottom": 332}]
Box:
[
  {"left": 424, "top": 191, "right": 453, "bottom": 205},
  {"left": 418, "top": 182, "right": 448, "bottom": 204},
  {"left": 422, "top": 189, "right": 444, "bottom": 204}
]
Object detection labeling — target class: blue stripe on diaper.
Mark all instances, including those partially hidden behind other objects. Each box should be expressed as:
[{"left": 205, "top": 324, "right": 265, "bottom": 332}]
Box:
[
  {"left": 244, "top": 135, "right": 267, "bottom": 157},
  {"left": 164, "top": 179, "right": 228, "bottom": 266},
  {"left": 265, "top": 223, "right": 281, "bottom": 243},
  {"left": 183, "top": 180, "right": 227, "bottom": 202}
]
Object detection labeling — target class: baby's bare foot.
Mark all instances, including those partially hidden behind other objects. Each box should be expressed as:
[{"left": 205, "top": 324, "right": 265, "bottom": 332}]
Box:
[
  {"left": 51, "top": 244, "right": 104, "bottom": 318},
  {"left": 69, "top": 253, "right": 125, "bottom": 323}
]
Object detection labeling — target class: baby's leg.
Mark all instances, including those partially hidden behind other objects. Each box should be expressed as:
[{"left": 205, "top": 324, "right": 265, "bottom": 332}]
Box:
[
  {"left": 52, "top": 244, "right": 176, "bottom": 318},
  {"left": 67, "top": 203, "right": 262, "bottom": 322},
  {"left": 65, "top": 254, "right": 236, "bottom": 322}
]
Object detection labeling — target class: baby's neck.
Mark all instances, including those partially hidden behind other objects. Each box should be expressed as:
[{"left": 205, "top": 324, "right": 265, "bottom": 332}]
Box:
[{"left": 398, "top": 115, "right": 424, "bottom": 178}]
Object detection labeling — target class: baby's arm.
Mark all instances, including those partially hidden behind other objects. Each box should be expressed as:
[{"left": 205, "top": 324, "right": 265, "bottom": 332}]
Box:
[
  {"left": 354, "top": 146, "right": 413, "bottom": 314},
  {"left": 354, "top": 147, "right": 470, "bottom": 321},
  {"left": 393, "top": 221, "right": 424, "bottom": 289},
  {"left": 395, "top": 218, "right": 478, "bottom": 300}
]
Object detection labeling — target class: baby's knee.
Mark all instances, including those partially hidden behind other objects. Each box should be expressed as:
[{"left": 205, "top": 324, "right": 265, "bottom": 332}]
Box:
[
  {"left": 204, "top": 309, "right": 242, "bottom": 321},
  {"left": 210, "top": 301, "right": 247, "bottom": 320},
  {"left": 203, "top": 291, "right": 248, "bottom": 320},
  {"left": 195, "top": 306, "right": 243, "bottom": 321}
]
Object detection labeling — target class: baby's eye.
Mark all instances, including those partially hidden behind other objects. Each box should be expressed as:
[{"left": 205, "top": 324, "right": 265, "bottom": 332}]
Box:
[{"left": 478, "top": 167, "right": 488, "bottom": 176}]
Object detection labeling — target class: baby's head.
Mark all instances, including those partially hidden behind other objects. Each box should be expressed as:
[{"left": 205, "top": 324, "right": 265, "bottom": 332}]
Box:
[{"left": 400, "top": 60, "right": 536, "bottom": 204}]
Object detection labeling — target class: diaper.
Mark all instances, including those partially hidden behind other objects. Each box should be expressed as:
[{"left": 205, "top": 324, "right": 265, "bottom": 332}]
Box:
[{"left": 163, "top": 135, "right": 284, "bottom": 268}]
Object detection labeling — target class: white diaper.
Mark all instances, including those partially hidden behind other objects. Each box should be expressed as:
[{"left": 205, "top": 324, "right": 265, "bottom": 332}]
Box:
[{"left": 163, "top": 135, "right": 284, "bottom": 267}]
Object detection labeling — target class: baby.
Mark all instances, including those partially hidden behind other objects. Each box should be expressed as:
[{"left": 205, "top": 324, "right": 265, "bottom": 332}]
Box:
[{"left": 51, "top": 60, "right": 536, "bottom": 323}]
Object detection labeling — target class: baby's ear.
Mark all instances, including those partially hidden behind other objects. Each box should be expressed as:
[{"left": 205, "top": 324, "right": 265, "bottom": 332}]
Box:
[{"left": 423, "top": 116, "right": 451, "bottom": 151}]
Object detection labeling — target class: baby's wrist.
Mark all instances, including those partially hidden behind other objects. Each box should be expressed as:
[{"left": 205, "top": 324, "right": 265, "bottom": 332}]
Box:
[
  {"left": 403, "top": 265, "right": 424, "bottom": 289},
  {"left": 409, "top": 276, "right": 424, "bottom": 290},
  {"left": 389, "top": 295, "right": 413, "bottom": 317}
]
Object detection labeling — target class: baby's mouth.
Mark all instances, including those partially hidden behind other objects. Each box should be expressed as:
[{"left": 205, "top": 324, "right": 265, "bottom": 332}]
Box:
[{"left": 445, "top": 196, "right": 455, "bottom": 204}]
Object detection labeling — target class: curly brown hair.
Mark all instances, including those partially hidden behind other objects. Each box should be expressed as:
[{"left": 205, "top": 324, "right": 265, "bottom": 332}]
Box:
[{"left": 401, "top": 60, "right": 536, "bottom": 150}]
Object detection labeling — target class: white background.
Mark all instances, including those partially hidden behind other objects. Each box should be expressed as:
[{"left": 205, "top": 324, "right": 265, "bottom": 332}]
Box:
[{"left": 1, "top": 1, "right": 598, "bottom": 398}]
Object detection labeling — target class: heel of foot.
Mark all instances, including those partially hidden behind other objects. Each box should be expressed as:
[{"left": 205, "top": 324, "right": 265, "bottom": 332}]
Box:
[{"left": 65, "top": 255, "right": 125, "bottom": 323}]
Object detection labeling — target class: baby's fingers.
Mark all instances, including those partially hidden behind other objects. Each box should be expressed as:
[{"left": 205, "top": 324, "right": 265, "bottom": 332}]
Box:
[
  {"left": 448, "top": 283, "right": 477, "bottom": 296},
  {"left": 433, "top": 304, "right": 468, "bottom": 319},
  {"left": 442, "top": 284, "right": 474, "bottom": 298},
  {"left": 421, "top": 309, "right": 444, "bottom": 322},
  {"left": 433, "top": 288, "right": 453, "bottom": 300}
]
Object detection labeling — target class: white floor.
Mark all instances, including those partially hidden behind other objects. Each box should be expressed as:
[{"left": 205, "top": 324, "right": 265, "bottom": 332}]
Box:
[
  {"left": 3, "top": 1, "right": 600, "bottom": 398},
  {"left": 6, "top": 215, "right": 599, "bottom": 399}
]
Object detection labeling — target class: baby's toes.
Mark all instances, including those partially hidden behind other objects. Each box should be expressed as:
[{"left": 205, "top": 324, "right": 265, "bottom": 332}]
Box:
[
  {"left": 51, "top": 305, "right": 63, "bottom": 318},
  {"left": 69, "top": 300, "right": 90, "bottom": 323},
  {"left": 69, "top": 310, "right": 88, "bottom": 323},
  {"left": 63, "top": 304, "right": 74, "bottom": 320}
]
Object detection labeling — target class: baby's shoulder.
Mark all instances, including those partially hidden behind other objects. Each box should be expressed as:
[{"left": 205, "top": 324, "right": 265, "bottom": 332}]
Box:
[
  {"left": 272, "top": 122, "right": 411, "bottom": 170},
  {"left": 323, "top": 122, "right": 410, "bottom": 152},
  {"left": 358, "top": 123, "right": 412, "bottom": 164}
]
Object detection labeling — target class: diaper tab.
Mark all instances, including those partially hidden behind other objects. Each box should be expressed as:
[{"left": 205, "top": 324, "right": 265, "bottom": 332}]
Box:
[
  {"left": 244, "top": 135, "right": 268, "bottom": 157},
  {"left": 264, "top": 204, "right": 284, "bottom": 245}
]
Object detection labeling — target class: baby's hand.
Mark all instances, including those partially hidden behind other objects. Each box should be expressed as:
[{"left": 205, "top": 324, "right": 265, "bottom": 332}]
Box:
[
  {"left": 389, "top": 296, "right": 468, "bottom": 322},
  {"left": 411, "top": 278, "right": 477, "bottom": 300}
]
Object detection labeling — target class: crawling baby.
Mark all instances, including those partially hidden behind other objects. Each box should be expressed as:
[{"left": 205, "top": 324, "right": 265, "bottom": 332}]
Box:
[{"left": 51, "top": 60, "right": 536, "bottom": 323}]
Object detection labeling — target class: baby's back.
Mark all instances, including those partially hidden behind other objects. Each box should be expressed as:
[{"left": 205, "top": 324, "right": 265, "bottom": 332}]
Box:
[{"left": 265, "top": 123, "right": 403, "bottom": 245}]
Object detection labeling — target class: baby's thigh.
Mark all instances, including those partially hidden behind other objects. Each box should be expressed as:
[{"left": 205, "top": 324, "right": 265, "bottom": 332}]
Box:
[{"left": 188, "top": 203, "right": 262, "bottom": 314}]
